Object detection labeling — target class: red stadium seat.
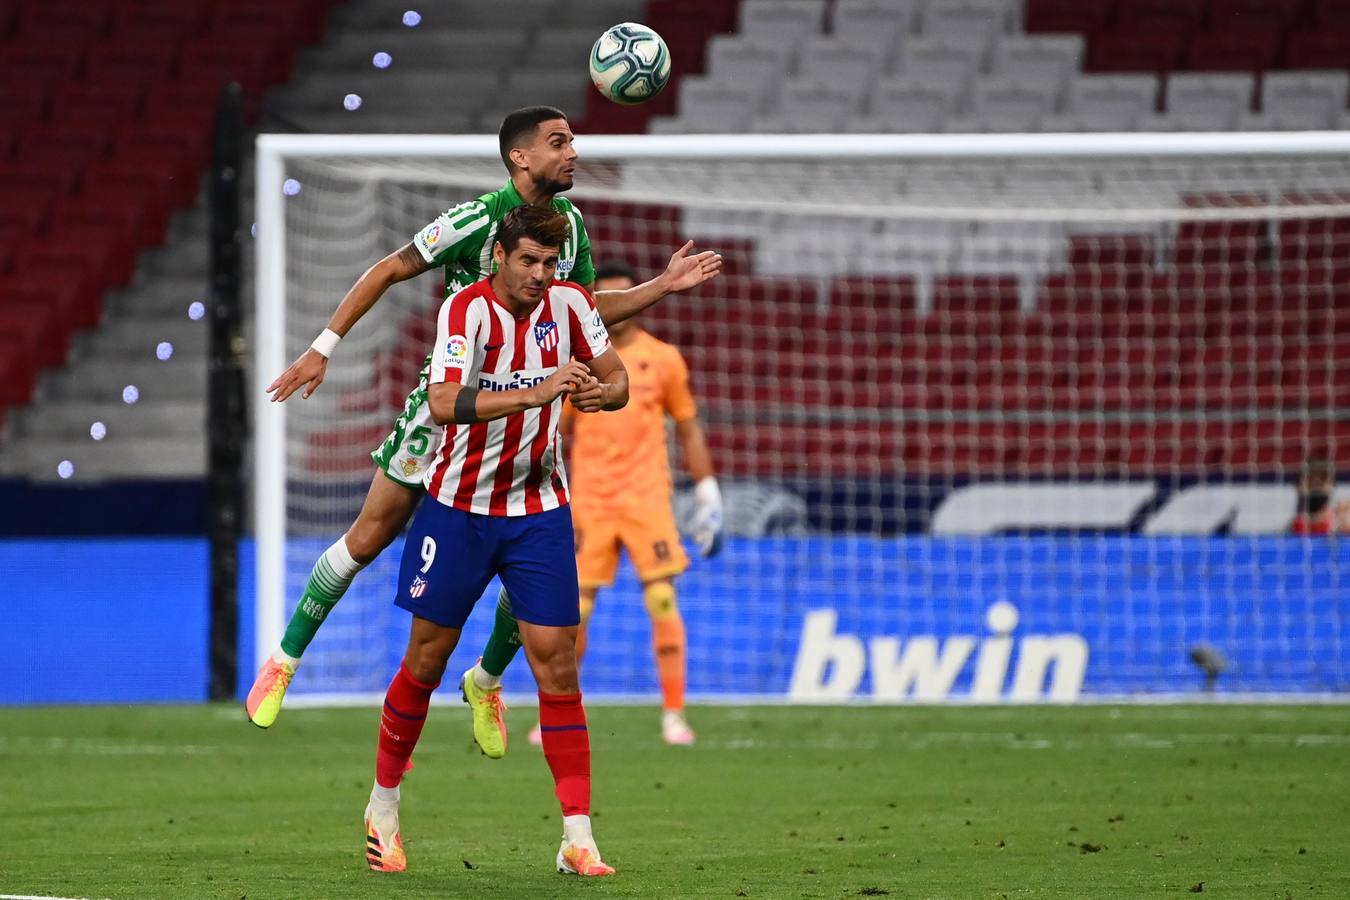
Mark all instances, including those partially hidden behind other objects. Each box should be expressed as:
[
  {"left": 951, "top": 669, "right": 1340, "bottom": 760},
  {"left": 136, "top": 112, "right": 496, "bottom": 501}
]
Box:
[
  {"left": 1283, "top": 29, "right": 1350, "bottom": 69},
  {"left": 0, "top": 186, "right": 59, "bottom": 232},
  {"left": 1088, "top": 29, "right": 1188, "bottom": 74},
  {"left": 0, "top": 333, "right": 39, "bottom": 412},
  {"left": 1024, "top": 0, "right": 1116, "bottom": 34},
  {"left": 0, "top": 300, "right": 68, "bottom": 368},
  {"left": 1118, "top": 0, "right": 1209, "bottom": 31},
  {"left": 1183, "top": 28, "right": 1284, "bottom": 72}
]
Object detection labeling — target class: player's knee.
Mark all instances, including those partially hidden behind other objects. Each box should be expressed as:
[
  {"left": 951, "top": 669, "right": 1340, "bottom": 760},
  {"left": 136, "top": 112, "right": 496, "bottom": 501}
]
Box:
[
  {"left": 578, "top": 588, "right": 597, "bottom": 622},
  {"left": 532, "top": 638, "right": 579, "bottom": 693},
  {"left": 403, "top": 644, "right": 451, "bottom": 684},
  {"left": 643, "top": 580, "right": 678, "bottom": 619},
  {"left": 345, "top": 521, "right": 395, "bottom": 564}
]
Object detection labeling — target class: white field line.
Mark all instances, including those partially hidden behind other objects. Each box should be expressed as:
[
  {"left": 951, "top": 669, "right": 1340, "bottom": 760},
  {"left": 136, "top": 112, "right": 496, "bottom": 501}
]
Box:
[
  {"left": 1, "top": 894, "right": 109, "bottom": 900},
  {"left": 4, "top": 731, "right": 1347, "bottom": 756},
  {"left": 277, "top": 691, "right": 1350, "bottom": 709}
]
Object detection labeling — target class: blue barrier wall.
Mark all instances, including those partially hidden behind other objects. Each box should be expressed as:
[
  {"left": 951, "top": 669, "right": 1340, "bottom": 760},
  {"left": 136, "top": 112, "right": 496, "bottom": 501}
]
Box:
[{"left": 0, "top": 536, "right": 1344, "bottom": 704}]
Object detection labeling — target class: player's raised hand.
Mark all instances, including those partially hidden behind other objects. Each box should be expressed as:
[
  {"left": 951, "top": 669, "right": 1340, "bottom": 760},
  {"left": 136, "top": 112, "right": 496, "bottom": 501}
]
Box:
[
  {"left": 533, "top": 360, "right": 590, "bottom": 405},
  {"left": 267, "top": 348, "right": 329, "bottom": 402},
  {"left": 662, "top": 240, "right": 723, "bottom": 294},
  {"left": 570, "top": 374, "right": 608, "bottom": 413}
]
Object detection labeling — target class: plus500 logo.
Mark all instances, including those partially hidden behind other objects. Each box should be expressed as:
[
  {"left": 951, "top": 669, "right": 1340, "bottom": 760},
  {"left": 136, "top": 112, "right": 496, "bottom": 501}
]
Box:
[{"left": 478, "top": 368, "right": 552, "bottom": 392}]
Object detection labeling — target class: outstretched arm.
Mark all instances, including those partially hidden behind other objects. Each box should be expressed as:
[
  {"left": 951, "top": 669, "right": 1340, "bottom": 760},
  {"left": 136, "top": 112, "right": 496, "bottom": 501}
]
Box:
[
  {"left": 266, "top": 244, "right": 430, "bottom": 402},
  {"left": 591, "top": 240, "right": 723, "bottom": 327}
]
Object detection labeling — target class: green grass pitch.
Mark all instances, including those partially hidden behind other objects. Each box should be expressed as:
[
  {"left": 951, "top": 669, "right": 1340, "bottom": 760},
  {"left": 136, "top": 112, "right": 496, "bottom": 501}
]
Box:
[{"left": 2, "top": 704, "right": 1348, "bottom": 899}]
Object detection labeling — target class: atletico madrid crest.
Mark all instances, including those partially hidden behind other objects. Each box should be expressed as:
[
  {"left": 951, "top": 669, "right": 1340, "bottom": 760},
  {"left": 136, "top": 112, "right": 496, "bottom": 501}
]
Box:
[
  {"left": 534, "top": 321, "right": 559, "bottom": 352},
  {"left": 409, "top": 575, "right": 428, "bottom": 599}
]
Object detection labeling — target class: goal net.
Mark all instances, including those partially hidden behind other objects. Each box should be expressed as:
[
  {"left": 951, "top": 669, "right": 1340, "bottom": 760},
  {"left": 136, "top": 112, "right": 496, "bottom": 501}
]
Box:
[{"left": 255, "top": 133, "right": 1350, "bottom": 703}]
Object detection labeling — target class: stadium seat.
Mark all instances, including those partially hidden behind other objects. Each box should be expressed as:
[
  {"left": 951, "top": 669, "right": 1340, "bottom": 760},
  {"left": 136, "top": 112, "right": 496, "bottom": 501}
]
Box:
[
  {"left": 0, "top": 333, "right": 39, "bottom": 413},
  {"left": 895, "top": 33, "right": 990, "bottom": 78},
  {"left": 989, "top": 34, "right": 1084, "bottom": 104},
  {"left": 869, "top": 76, "right": 965, "bottom": 127},
  {"left": 1182, "top": 28, "right": 1283, "bottom": 73},
  {"left": 1165, "top": 72, "right": 1256, "bottom": 122},
  {"left": 968, "top": 78, "right": 1057, "bottom": 128},
  {"left": 921, "top": 2, "right": 1007, "bottom": 55},
  {"left": 1067, "top": 74, "right": 1159, "bottom": 120},
  {"left": 797, "top": 37, "right": 886, "bottom": 90},
  {"left": 738, "top": 0, "right": 828, "bottom": 49},
  {"left": 1088, "top": 28, "right": 1188, "bottom": 74},
  {"left": 674, "top": 78, "right": 760, "bottom": 132},
  {"left": 1260, "top": 70, "right": 1349, "bottom": 118},
  {"left": 0, "top": 301, "right": 68, "bottom": 369},
  {"left": 830, "top": 0, "right": 916, "bottom": 59},
  {"left": 1024, "top": 0, "right": 1115, "bottom": 35},
  {"left": 707, "top": 36, "right": 796, "bottom": 106},
  {"left": 1282, "top": 29, "right": 1350, "bottom": 70},
  {"left": 754, "top": 81, "right": 859, "bottom": 133}
]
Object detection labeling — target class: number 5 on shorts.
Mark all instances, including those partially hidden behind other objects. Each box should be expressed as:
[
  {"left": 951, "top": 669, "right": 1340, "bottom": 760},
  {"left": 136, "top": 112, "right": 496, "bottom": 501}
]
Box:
[{"left": 421, "top": 535, "right": 437, "bottom": 573}]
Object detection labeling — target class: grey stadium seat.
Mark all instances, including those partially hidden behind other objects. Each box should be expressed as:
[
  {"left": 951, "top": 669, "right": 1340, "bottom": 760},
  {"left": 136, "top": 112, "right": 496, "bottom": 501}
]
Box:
[
  {"left": 1261, "top": 71, "right": 1349, "bottom": 124},
  {"left": 796, "top": 37, "right": 886, "bottom": 92},
  {"left": 893, "top": 36, "right": 987, "bottom": 88},
  {"left": 1165, "top": 73, "right": 1254, "bottom": 123},
  {"left": 1068, "top": 74, "right": 1159, "bottom": 121},
  {"left": 920, "top": 2, "right": 1007, "bottom": 55},
  {"left": 526, "top": 27, "right": 611, "bottom": 68},
  {"left": 757, "top": 81, "right": 859, "bottom": 132},
  {"left": 969, "top": 78, "right": 1056, "bottom": 125},
  {"left": 675, "top": 78, "right": 760, "bottom": 132},
  {"left": 707, "top": 35, "right": 797, "bottom": 106},
  {"left": 831, "top": 0, "right": 918, "bottom": 57},
  {"left": 870, "top": 78, "right": 964, "bottom": 128},
  {"left": 990, "top": 34, "right": 1084, "bottom": 107},
  {"left": 739, "top": 0, "right": 829, "bottom": 48}
]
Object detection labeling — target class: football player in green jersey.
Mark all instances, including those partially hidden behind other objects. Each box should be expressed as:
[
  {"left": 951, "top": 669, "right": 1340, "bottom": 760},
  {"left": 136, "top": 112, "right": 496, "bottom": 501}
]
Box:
[{"left": 247, "top": 106, "right": 721, "bottom": 730}]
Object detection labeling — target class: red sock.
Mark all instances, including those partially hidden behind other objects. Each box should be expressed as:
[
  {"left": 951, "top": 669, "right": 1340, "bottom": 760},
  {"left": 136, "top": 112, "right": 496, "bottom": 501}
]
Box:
[
  {"left": 538, "top": 691, "right": 590, "bottom": 816},
  {"left": 376, "top": 663, "right": 439, "bottom": 788}
]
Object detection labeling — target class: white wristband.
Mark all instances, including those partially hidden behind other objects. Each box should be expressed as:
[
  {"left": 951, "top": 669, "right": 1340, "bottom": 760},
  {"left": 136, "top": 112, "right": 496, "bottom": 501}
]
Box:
[
  {"left": 694, "top": 476, "right": 721, "bottom": 508},
  {"left": 310, "top": 328, "right": 341, "bottom": 358}
]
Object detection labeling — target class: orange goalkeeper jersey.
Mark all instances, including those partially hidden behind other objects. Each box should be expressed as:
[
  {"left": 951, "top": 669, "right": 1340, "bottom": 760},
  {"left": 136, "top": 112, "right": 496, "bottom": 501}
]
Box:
[{"left": 566, "top": 328, "right": 697, "bottom": 511}]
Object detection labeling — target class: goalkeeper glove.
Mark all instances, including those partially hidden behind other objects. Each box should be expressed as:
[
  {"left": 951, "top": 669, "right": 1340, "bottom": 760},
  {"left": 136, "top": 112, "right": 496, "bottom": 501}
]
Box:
[{"left": 692, "top": 476, "right": 724, "bottom": 558}]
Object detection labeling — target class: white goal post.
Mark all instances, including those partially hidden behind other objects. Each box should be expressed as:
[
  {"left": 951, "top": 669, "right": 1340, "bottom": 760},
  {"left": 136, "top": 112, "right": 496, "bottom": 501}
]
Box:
[{"left": 254, "top": 131, "right": 1350, "bottom": 703}]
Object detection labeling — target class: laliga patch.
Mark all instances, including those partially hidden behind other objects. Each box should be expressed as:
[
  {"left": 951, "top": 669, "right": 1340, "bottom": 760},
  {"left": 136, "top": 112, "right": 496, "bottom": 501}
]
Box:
[
  {"left": 421, "top": 222, "right": 442, "bottom": 247},
  {"left": 445, "top": 334, "right": 468, "bottom": 367}
]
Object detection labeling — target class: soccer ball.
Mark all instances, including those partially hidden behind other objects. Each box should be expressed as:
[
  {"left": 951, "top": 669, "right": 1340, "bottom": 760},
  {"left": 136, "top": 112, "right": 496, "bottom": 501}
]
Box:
[{"left": 589, "top": 22, "right": 672, "bottom": 105}]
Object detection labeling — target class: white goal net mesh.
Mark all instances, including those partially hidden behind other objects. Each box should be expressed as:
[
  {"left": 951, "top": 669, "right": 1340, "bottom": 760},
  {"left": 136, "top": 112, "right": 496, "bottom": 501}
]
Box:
[{"left": 266, "top": 139, "right": 1350, "bottom": 701}]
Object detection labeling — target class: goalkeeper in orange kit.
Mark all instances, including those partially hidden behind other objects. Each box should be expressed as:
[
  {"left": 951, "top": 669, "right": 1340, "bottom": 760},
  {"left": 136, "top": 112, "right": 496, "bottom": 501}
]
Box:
[{"left": 506, "top": 260, "right": 722, "bottom": 745}]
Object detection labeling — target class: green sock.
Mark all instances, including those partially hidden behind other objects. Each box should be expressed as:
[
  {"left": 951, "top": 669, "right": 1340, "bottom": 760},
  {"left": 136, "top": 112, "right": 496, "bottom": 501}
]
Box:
[
  {"left": 479, "top": 587, "right": 522, "bottom": 677},
  {"left": 280, "top": 538, "right": 364, "bottom": 659}
]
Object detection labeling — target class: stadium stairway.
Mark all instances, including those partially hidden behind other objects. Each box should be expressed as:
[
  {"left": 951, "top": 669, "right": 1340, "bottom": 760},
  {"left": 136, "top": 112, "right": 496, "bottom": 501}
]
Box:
[
  {"left": 0, "top": 0, "right": 334, "bottom": 482},
  {"left": 267, "top": 0, "right": 677, "bottom": 136}
]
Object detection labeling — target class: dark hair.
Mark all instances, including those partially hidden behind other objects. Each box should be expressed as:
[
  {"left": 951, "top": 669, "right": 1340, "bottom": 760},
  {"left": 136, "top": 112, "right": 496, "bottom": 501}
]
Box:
[
  {"left": 594, "top": 261, "right": 638, "bottom": 284},
  {"left": 498, "top": 106, "right": 568, "bottom": 171},
  {"left": 496, "top": 204, "right": 571, "bottom": 256}
]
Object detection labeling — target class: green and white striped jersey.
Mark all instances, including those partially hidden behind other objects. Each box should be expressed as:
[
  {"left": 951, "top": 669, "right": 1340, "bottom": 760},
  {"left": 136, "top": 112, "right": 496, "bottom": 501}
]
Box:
[{"left": 411, "top": 179, "right": 595, "bottom": 297}]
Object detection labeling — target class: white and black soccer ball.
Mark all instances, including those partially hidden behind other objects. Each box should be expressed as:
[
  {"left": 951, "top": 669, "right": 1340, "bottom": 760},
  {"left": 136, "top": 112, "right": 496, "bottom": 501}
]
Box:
[{"left": 589, "top": 22, "right": 672, "bottom": 105}]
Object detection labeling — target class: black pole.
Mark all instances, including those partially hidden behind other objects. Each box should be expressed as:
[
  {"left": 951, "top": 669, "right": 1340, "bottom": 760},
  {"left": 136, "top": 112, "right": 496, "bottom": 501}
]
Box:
[{"left": 208, "top": 82, "right": 246, "bottom": 701}]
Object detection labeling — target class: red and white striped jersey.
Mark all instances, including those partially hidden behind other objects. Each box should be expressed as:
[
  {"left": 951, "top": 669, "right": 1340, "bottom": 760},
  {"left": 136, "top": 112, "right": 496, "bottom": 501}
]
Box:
[{"left": 424, "top": 277, "right": 611, "bottom": 516}]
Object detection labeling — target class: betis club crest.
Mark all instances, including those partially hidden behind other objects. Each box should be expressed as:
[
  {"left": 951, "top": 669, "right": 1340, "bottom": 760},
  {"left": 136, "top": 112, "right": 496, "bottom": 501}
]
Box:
[{"left": 534, "top": 321, "right": 559, "bottom": 351}]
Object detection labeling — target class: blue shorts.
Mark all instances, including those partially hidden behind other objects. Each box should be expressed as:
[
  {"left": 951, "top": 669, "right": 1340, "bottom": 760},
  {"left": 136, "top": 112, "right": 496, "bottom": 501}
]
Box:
[{"left": 394, "top": 500, "right": 580, "bottom": 628}]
